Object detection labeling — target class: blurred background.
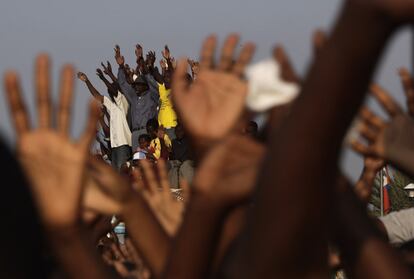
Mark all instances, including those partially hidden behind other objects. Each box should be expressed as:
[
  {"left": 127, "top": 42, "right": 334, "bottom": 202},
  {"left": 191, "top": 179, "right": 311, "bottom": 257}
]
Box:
[{"left": 0, "top": 0, "right": 411, "bottom": 179}]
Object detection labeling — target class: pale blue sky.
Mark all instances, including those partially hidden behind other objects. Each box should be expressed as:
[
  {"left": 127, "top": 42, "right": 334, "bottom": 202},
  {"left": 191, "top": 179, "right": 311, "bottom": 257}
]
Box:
[{"left": 0, "top": 0, "right": 412, "bottom": 179}]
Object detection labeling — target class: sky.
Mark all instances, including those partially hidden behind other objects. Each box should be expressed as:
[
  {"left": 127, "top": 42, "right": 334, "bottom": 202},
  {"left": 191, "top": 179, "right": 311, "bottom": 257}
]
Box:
[{"left": 0, "top": 0, "right": 412, "bottom": 180}]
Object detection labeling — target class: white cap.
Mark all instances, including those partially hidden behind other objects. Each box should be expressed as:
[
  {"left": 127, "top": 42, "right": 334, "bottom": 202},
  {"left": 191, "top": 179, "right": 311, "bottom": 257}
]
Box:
[
  {"left": 245, "top": 59, "right": 300, "bottom": 112},
  {"left": 133, "top": 151, "right": 146, "bottom": 160}
]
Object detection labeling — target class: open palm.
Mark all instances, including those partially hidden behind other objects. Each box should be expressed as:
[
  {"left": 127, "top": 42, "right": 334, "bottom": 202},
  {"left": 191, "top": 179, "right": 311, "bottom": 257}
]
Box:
[
  {"left": 172, "top": 34, "right": 255, "bottom": 142},
  {"left": 4, "top": 54, "right": 99, "bottom": 228}
]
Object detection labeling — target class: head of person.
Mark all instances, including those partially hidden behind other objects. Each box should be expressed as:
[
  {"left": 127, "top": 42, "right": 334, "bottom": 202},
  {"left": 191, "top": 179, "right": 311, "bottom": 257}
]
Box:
[
  {"left": 175, "top": 124, "right": 185, "bottom": 140},
  {"left": 146, "top": 118, "right": 159, "bottom": 139},
  {"left": 138, "top": 134, "right": 152, "bottom": 149},
  {"left": 132, "top": 75, "right": 149, "bottom": 95},
  {"left": 245, "top": 121, "right": 259, "bottom": 138}
]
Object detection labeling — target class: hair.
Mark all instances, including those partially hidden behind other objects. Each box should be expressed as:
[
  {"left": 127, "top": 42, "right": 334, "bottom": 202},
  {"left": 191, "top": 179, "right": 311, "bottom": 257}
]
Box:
[
  {"left": 138, "top": 134, "right": 152, "bottom": 143},
  {"left": 146, "top": 118, "right": 159, "bottom": 130}
]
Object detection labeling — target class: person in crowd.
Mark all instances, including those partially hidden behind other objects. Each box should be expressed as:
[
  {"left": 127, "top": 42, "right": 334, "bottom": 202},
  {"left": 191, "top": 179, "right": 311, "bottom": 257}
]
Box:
[
  {"left": 146, "top": 118, "right": 172, "bottom": 161},
  {"left": 77, "top": 71, "right": 132, "bottom": 170},
  {"left": 169, "top": 124, "right": 194, "bottom": 188},
  {"left": 115, "top": 45, "right": 160, "bottom": 151},
  {"left": 6, "top": 0, "right": 414, "bottom": 278}
]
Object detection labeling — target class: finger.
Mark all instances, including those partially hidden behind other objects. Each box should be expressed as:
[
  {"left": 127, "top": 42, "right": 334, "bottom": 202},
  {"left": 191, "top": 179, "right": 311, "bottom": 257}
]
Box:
[
  {"left": 140, "top": 160, "right": 158, "bottom": 194},
  {"left": 4, "top": 72, "right": 30, "bottom": 137},
  {"left": 273, "top": 45, "right": 300, "bottom": 84},
  {"left": 233, "top": 42, "right": 255, "bottom": 77},
  {"left": 78, "top": 100, "right": 100, "bottom": 149},
  {"left": 131, "top": 168, "right": 145, "bottom": 192},
  {"left": 357, "top": 122, "right": 378, "bottom": 143},
  {"left": 370, "top": 84, "right": 403, "bottom": 117},
  {"left": 359, "top": 107, "right": 386, "bottom": 131},
  {"left": 57, "top": 64, "right": 74, "bottom": 136},
  {"left": 350, "top": 139, "right": 375, "bottom": 157},
  {"left": 200, "top": 35, "right": 217, "bottom": 70},
  {"left": 312, "top": 29, "right": 328, "bottom": 57},
  {"left": 157, "top": 159, "right": 170, "bottom": 192},
  {"left": 172, "top": 58, "right": 190, "bottom": 100},
  {"left": 179, "top": 178, "right": 190, "bottom": 202},
  {"left": 35, "top": 54, "right": 52, "bottom": 129},
  {"left": 398, "top": 67, "right": 414, "bottom": 117},
  {"left": 218, "top": 34, "right": 239, "bottom": 71}
]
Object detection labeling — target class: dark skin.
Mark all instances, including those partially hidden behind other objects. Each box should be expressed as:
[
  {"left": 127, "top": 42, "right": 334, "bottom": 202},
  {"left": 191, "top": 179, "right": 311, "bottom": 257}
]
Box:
[
  {"left": 77, "top": 72, "right": 104, "bottom": 104},
  {"left": 221, "top": 1, "right": 413, "bottom": 278},
  {"left": 101, "top": 61, "right": 118, "bottom": 83},
  {"left": 351, "top": 73, "right": 414, "bottom": 179},
  {"left": 3, "top": 54, "right": 115, "bottom": 279},
  {"left": 96, "top": 68, "right": 118, "bottom": 99},
  {"left": 114, "top": 44, "right": 149, "bottom": 95}
]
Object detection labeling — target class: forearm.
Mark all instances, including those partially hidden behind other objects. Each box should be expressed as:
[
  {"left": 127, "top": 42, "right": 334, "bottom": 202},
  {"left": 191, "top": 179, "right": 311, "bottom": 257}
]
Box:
[
  {"left": 48, "top": 225, "right": 115, "bottom": 279},
  {"left": 150, "top": 67, "right": 164, "bottom": 84},
  {"left": 121, "top": 195, "right": 171, "bottom": 279},
  {"left": 100, "top": 77, "right": 118, "bottom": 98},
  {"left": 162, "top": 193, "right": 228, "bottom": 279},
  {"left": 107, "top": 71, "right": 117, "bottom": 83},
  {"left": 117, "top": 67, "right": 134, "bottom": 99},
  {"left": 85, "top": 80, "right": 103, "bottom": 103},
  {"left": 232, "top": 2, "right": 396, "bottom": 278}
]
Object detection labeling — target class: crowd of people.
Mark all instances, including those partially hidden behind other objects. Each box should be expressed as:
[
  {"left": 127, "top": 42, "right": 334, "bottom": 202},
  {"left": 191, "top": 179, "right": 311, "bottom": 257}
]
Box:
[{"left": 5, "top": 0, "right": 414, "bottom": 278}]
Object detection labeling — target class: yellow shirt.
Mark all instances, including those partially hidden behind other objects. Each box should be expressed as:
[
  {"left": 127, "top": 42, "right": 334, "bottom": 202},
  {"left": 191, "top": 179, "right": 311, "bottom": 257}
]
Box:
[
  {"left": 150, "top": 134, "right": 172, "bottom": 159},
  {"left": 158, "top": 83, "right": 177, "bottom": 128}
]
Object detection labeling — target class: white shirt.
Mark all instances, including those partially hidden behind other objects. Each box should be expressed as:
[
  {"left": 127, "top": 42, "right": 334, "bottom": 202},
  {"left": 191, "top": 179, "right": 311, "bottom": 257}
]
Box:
[
  {"left": 103, "top": 96, "right": 131, "bottom": 148},
  {"left": 114, "top": 91, "right": 129, "bottom": 115},
  {"left": 380, "top": 207, "right": 414, "bottom": 246}
]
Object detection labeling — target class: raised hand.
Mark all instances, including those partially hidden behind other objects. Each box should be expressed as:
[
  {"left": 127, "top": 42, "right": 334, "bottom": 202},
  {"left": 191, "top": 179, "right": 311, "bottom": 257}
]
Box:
[
  {"left": 160, "top": 59, "right": 168, "bottom": 71},
  {"left": 187, "top": 59, "right": 200, "bottom": 79},
  {"left": 101, "top": 61, "right": 112, "bottom": 75},
  {"left": 4, "top": 54, "right": 100, "bottom": 228},
  {"left": 354, "top": 157, "right": 385, "bottom": 203},
  {"left": 137, "top": 160, "right": 187, "bottom": 236},
  {"left": 146, "top": 51, "right": 156, "bottom": 68},
  {"left": 114, "top": 44, "right": 125, "bottom": 66},
  {"left": 88, "top": 158, "right": 136, "bottom": 212},
  {"left": 193, "top": 135, "right": 264, "bottom": 206},
  {"left": 135, "top": 44, "right": 143, "bottom": 59},
  {"left": 172, "top": 34, "right": 255, "bottom": 143},
  {"left": 77, "top": 71, "right": 88, "bottom": 82},
  {"left": 273, "top": 45, "right": 300, "bottom": 84},
  {"left": 350, "top": 83, "right": 404, "bottom": 159},
  {"left": 349, "top": 79, "right": 414, "bottom": 179},
  {"left": 96, "top": 68, "right": 104, "bottom": 79},
  {"left": 162, "top": 45, "right": 171, "bottom": 60}
]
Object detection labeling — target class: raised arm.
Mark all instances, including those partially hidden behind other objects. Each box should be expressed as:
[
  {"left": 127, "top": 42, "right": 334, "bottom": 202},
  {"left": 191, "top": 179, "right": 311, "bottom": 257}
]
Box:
[
  {"left": 114, "top": 45, "right": 135, "bottom": 102},
  {"left": 77, "top": 72, "right": 104, "bottom": 103},
  {"left": 96, "top": 68, "right": 118, "bottom": 98},
  {"left": 162, "top": 135, "right": 264, "bottom": 279},
  {"left": 101, "top": 61, "right": 117, "bottom": 83},
  {"left": 223, "top": 1, "right": 409, "bottom": 278},
  {"left": 4, "top": 54, "right": 114, "bottom": 279},
  {"left": 88, "top": 158, "right": 172, "bottom": 279}
]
